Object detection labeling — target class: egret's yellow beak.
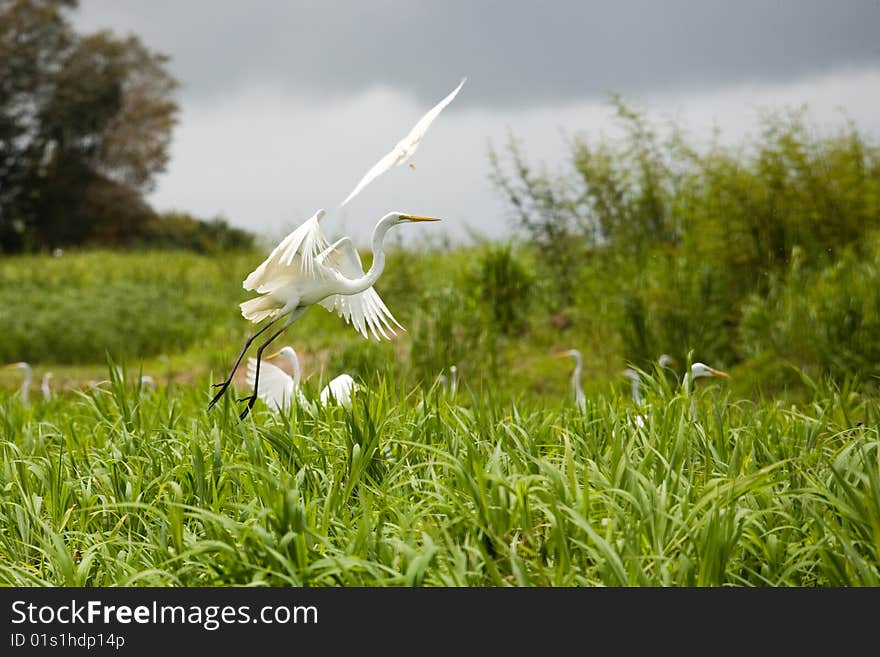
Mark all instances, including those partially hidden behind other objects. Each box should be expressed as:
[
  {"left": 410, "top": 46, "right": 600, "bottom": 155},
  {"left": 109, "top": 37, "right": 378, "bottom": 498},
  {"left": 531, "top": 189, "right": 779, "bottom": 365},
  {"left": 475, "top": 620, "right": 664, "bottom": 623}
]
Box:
[
  {"left": 553, "top": 351, "right": 570, "bottom": 358},
  {"left": 264, "top": 349, "right": 284, "bottom": 360},
  {"left": 401, "top": 214, "right": 441, "bottom": 222},
  {"left": 3, "top": 363, "right": 20, "bottom": 370},
  {"left": 709, "top": 367, "right": 730, "bottom": 379}
]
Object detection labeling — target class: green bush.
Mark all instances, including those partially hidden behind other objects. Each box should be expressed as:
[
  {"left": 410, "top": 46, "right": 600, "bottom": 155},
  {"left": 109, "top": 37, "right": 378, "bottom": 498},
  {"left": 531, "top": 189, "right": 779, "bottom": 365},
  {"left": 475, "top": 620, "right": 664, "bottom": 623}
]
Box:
[{"left": 739, "top": 240, "right": 880, "bottom": 392}]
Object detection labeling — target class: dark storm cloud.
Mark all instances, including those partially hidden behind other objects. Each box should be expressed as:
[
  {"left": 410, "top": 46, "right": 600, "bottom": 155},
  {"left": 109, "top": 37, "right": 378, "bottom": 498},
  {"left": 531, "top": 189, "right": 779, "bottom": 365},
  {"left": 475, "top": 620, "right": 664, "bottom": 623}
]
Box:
[{"left": 76, "top": 0, "right": 880, "bottom": 107}]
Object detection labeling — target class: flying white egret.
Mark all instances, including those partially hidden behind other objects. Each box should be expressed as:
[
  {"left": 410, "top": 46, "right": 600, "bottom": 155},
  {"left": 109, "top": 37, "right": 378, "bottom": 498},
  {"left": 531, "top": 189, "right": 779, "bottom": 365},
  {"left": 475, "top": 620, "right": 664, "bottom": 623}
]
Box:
[
  {"left": 555, "top": 349, "right": 586, "bottom": 412},
  {"left": 208, "top": 209, "right": 440, "bottom": 418},
  {"left": 340, "top": 77, "right": 467, "bottom": 207},
  {"left": 3, "top": 362, "right": 32, "bottom": 403},
  {"left": 41, "top": 372, "right": 53, "bottom": 401}
]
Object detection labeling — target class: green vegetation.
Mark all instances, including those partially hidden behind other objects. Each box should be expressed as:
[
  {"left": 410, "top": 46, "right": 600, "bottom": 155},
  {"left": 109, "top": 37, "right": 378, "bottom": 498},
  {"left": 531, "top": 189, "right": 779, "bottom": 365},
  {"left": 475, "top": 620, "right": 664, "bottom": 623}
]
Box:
[
  {"left": 0, "top": 367, "right": 877, "bottom": 586},
  {"left": 490, "top": 100, "right": 880, "bottom": 400},
  {"left": 2, "top": 103, "right": 879, "bottom": 586}
]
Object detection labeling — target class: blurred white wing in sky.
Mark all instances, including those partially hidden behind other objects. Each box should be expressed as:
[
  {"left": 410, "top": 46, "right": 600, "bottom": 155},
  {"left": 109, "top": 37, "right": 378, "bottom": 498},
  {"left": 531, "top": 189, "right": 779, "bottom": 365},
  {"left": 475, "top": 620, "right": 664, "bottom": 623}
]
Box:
[{"left": 340, "top": 77, "right": 466, "bottom": 207}]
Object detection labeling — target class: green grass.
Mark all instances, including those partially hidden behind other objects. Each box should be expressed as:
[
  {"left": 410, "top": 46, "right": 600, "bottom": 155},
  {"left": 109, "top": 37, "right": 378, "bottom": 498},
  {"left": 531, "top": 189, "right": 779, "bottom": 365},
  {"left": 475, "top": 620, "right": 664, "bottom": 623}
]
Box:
[
  {"left": 1, "top": 248, "right": 879, "bottom": 586},
  {"left": 1, "top": 363, "right": 877, "bottom": 586}
]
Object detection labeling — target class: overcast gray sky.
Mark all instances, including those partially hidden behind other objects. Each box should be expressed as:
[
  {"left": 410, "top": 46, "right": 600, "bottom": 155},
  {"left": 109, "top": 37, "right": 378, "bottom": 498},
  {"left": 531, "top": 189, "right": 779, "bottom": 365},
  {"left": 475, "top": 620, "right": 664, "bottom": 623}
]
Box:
[{"left": 74, "top": 0, "right": 880, "bottom": 246}]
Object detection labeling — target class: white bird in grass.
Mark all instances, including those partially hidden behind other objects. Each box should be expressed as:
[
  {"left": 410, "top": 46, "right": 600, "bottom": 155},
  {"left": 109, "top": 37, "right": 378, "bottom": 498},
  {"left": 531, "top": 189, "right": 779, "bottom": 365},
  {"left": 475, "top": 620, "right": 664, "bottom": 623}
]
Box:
[
  {"left": 621, "top": 367, "right": 648, "bottom": 428},
  {"left": 622, "top": 367, "right": 643, "bottom": 406},
  {"left": 684, "top": 361, "right": 730, "bottom": 414},
  {"left": 245, "top": 345, "right": 358, "bottom": 412},
  {"left": 437, "top": 364, "right": 459, "bottom": 397},
  {"left": 623, "top": 354, "right": 679, "bottom": 408},
  {"left": 319, "top": 373, "right": 358, "bottom": 409},
  {"left": 208, "top": 209, "right": 440, "bottom": 418},
  {"left": 3, "top": 361, "right": 32, "bottom": 403},
  {"left": 340, "top": 77, "right": 467, "bottom": 207},
  {"left": 245, "top": 346, "right": 308, "bottom": 413},
  {"left": 684, "top": 362, "right": 730, "bottom": 389},
  {"left": 555, "top": 349, "right": 586, "bottom": 413},
  {"left": 41, "top": 372, "right": 53, "bottom": 401}
]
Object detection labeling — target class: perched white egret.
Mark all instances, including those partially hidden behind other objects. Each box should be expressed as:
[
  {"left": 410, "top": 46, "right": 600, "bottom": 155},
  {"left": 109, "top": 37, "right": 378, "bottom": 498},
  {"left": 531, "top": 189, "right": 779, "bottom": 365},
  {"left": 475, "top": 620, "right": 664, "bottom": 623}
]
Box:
[
  {"left": 684, "top": 361, "right": 730, "bottom": 414},
  {"left": 623, "top": 354, "right": 678, "bottom": 405},
  {"left": 340, "top": 77, "right": 466, "bottom": 207},
  {"left": 3, "top": 362, "right": 32, "bottom": 403},
  {"left": 437, "top": 364, "right": 459, "bottom": 397},
  {"left": 620, "top": 367, "right": 648, "bottom": 428},
  {"left": 320, "top": 373, "right": 358, "bottom": 409},
  {"left": 245, "top": 345, "right": 357, "bottom": 412},
  {"left": 622, "top": 367, "right": 643, "bottom": 406},
  {"left": 245, "top": 346, "right": 308, "bottom": 413},
  {"left": 684, "top": 362, "right": 730, "bottom": 388},
  {"left": 209, "top": 209, "right": 440, "bottom": 418},
  {"left": 555, "top": 349, "right": 586, "bottom": 412},
  {"left": 41, "top": 372, "right": 53, "bottom": 401}
]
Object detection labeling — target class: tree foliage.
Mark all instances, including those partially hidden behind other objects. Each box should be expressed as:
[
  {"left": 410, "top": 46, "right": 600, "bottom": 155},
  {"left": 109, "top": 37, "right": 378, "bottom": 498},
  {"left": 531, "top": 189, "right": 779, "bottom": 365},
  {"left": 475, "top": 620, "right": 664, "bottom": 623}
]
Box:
[{"left": 0, "top": 0, "right": 179, "bottom": 251}]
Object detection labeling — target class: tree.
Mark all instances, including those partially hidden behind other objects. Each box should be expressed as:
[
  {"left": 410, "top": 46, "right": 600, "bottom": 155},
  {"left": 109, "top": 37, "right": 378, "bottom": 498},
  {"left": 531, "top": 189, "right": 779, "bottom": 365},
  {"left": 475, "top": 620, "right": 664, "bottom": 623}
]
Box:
[{"left": 0, "top": 0, "right": 178, "bottom": 251}]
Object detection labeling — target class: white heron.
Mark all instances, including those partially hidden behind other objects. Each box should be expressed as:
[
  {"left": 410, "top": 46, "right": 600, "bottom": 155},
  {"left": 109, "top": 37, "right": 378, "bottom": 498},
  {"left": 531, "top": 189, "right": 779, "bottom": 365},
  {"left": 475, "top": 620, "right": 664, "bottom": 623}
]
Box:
[
  {"left": 41, "top": 372, "right": 53, "bottom": 401},
  {"left": 684, "top": 362, "right": 730, "bottom": 389},
  {"left": 245, "top": 345, "right": 358, "bottom": 412},
  {"left": 683, "top": 361, "right": 730, "bottom": 414},
  {"left": 555, "top": 349, "right": 586, "bottom": 413},
  {"left": 319, "top": 373, "right": 358, "bottom": 409},
  {"left": 208, "top": 209, "right": 440, "bottom": 418},
  {"left": 244, "top": 346, "right": 308, "bottom": 413},
  {"left": 623, "top": 354, "right": 679, "bottom": 406},
  {"left": 3, "top": 362, "right": 32, "bottom": 403},
  {"left": 437, "top": 364, "right": 459, "bottom": 397},
  {"left": 340, "top": 77, "right": 466, "bottom": 207},
  {"left": 622, "top": 367, "right": 643, "bottom": 406}
]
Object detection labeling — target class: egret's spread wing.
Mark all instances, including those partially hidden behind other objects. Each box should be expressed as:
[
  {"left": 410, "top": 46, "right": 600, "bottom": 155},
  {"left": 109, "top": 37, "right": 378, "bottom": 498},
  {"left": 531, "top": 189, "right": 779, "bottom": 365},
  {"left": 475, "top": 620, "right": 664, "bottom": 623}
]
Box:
[
  {"left": 340, "top": 148, "right": 405, "bottom": 208},
  {"left": 339, "top": 77, "right": 466, "bottom": 207},
  {"left": 242, "top": 208, "right": 331, "bottom": 293},
  {"left": 316, "top": 237, "right": 403, "bottom": 340},
  {"left": 245, "top": 358, "right": 295, "bottom": 411},
  {"left": 320, "top": 373, "right": 357, "bottom": 408},
  {"left": 404, "top": 77, "right": 466, "bottom": 149}
]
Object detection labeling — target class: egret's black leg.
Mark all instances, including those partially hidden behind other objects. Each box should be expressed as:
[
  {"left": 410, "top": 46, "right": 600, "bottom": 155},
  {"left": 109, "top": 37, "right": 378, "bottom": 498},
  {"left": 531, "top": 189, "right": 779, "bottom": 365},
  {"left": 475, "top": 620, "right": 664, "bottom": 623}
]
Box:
[
  {"left": 207, "top": 315, "right": 282, "bottom": 411},
  {"left": 238, "top": 318, "right": 296, "bottom": 419}
]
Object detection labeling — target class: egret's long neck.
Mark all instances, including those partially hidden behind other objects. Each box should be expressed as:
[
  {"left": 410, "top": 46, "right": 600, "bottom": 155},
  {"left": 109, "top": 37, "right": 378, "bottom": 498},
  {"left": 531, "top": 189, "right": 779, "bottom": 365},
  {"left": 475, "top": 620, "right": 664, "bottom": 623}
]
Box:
[
  {"left": 20, "top": 366, "right": 30, "bottom": 402},
  {"left": 337, "top": 214, "right": 395, "bottom": 294},
  {"left": 631, "top": 378, "right": 642, "bottom": 406},
  {"left": 571, "top": 356, "right": 583, "bottom": 398},
  {"left": 285, "top": 351, "right": 301, "bottom": 389}
]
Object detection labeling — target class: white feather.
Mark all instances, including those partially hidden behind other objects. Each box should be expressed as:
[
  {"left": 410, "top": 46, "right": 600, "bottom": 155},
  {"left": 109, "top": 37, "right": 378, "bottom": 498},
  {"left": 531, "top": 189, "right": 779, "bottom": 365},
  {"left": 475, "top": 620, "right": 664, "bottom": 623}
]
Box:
[{"left": 340, "top": 77, "right": 466, "bottom": 207}]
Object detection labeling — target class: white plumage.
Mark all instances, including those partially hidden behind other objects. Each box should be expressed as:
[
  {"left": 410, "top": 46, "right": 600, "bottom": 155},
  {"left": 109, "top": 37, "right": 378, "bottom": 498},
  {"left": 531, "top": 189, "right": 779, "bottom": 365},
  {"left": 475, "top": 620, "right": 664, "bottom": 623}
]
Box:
[
  {"left": 319, "top": 373, "right": 358, "bottom": 409},
  {"left": 340, "top": 77, "right": 466, "bottom": 207}
]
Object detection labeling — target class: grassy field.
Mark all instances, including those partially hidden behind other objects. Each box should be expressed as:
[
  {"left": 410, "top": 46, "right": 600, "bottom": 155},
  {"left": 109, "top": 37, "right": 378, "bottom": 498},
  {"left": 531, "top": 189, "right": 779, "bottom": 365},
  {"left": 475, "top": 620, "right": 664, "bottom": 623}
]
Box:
[
  {"left": 1, "top": 249, "right": 879, "bottom": 586},
  {"left": 1, "top": 365, "right": 878, "bottom": 586}
]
